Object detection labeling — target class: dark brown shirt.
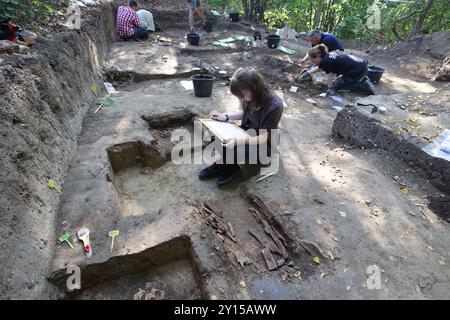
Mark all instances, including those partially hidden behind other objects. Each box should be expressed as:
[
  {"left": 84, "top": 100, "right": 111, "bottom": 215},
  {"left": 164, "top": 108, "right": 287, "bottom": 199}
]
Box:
[{"left": 241, "top": 90, "right": 284, "bottom": 134}]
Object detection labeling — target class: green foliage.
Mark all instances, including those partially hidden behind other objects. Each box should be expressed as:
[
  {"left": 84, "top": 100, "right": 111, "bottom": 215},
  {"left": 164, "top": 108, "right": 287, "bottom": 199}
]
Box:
[
  {"left": 2, "top": 0, "right": 447, "bottom": 44},
  {"left": 206, "top": 0, "right": 449, "bottom": 44},
  {"left": 0, "top": 0, "right": 20, "bottom": 20},
  {"left": 264, "top": 9, "right": 289, "bottom": 29},
  {"left": 0, "top": 0, "right": 66, "bottom": 24},
  {"left": 272, "top": 0, "right": 449, "bottom": 43},
  {"left": 207, "top": 0, "right": 242, "bottom": 11}
]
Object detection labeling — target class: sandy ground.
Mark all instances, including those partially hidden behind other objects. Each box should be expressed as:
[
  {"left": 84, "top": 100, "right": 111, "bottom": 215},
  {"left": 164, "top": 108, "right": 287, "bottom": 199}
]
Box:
[
  {"left": 2, "top": 0, "right": 448, "bottom": 299},
  {"left": 44, "top": 12, "right": 450, "bottom": 300}
]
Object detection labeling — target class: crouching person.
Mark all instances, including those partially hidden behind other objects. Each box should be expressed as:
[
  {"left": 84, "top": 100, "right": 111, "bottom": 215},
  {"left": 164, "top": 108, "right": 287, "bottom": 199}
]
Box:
[
  {"left": 303, "top": 44, "right": 375, "bottom": 96},
  {"left": 0, "top": 18, "right": 36, "bottom": 45},
  {"left": 198, "top": 68, "right": 284, "bottom": 185},
  {"left": 137, "top": 9, "right": 163, "bottom": 32},
  {"left": 116, "top": 0, "right": 149, "bottom": 41},
  {"left": 300, "top": 29, "right": 344, "bottom": 65}
]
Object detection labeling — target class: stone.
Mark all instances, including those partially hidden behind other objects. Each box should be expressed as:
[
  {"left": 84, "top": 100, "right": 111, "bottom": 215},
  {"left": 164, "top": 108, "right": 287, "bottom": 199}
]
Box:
[
  {"left": 0, "top": 40, "right": 20, "bottom": 54},
  {"left": 435, "top": 55, "right": 450, "bottom": 82},
  {"left": 18, "top": 45, "right": 29, "bottom": 53}
]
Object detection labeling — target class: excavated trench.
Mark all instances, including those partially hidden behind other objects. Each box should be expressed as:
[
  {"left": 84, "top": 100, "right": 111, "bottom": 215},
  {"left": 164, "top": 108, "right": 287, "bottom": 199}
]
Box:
[
  {"left": 4, "top": 1, "right": 449, "bottom": 300},
  {"left": 107, "top": 141, "right": 170, "bottom": 218},
  {"left": 49, "top": 112, "right": 317, "bottom": 298},
  {"left": 61, "top": 236, "right": 206, "bottom": 300},
  {"left": 0, "top": 1, "right": 118, "bottom": 299},
  {"left": 47, "top": 92, "right": 319, "bottom": 299},
  {"left": 105, "top": 113, "right": 196, "bottom": 218}
]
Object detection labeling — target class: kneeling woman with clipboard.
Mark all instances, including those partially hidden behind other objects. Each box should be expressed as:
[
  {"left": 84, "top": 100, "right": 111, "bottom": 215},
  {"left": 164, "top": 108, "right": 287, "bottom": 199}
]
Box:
[{"left": 199, "top": 68, "right": 284, "bottom": 185}]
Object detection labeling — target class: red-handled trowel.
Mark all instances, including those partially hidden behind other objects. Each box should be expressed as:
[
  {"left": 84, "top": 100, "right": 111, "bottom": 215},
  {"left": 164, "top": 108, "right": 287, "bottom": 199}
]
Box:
[{"left": 77, "top": 227, "right": 93, "bottom": 259}]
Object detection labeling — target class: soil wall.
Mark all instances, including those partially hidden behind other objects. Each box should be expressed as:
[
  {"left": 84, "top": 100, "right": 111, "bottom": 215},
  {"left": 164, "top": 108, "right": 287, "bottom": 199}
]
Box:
[{"left": 0, "top": 3, "right": 116, "bottom": 299}]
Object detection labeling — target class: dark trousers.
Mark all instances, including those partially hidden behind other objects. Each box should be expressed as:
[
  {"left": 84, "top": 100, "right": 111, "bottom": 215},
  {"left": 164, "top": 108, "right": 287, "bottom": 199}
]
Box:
[
  {"left": 332, "top": 68, "right": 368, "bottom": 92},
  {"left": 215, "top": 142, "right": 272, "bottom": 174},
  {"left": 132, "top": 26, "right": 149, "bottom": 40},
  {"left": 121, "top": 27, "right": 149, "bottom": 41}
]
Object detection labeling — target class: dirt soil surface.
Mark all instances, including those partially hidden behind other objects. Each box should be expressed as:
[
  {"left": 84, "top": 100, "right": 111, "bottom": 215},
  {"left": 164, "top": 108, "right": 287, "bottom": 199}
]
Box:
[{"left": 1, "top": 0, "right": 450, "bottom": 299}]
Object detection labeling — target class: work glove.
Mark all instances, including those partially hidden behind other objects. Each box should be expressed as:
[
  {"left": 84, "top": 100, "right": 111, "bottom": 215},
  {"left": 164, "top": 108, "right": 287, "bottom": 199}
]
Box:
[{"left": 298, "top": 71, "right": 312, "bottom": 82}]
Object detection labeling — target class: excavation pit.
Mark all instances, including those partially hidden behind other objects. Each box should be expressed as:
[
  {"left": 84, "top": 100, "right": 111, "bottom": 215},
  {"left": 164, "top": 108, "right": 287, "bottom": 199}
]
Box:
[
  {"left": 107, "top": 141, "right": 168, "bottom": 173},
  {"left": 107, "top": 141, "right": 175, "bottom": 217},
  {"left": 62, "top": 236, "right": 205, "bottom": 300},
  {"left": 142, "top": 110, "right": 201, "bottom": 159},
  {"left": 106, "top": 114, "right": 200, "bottom": 217}
]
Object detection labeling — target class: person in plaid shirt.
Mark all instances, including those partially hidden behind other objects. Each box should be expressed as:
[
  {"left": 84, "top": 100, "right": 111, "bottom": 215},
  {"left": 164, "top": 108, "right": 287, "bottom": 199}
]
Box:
[{"left": 116, "top": 0, "right": 149, "bottom": 40}]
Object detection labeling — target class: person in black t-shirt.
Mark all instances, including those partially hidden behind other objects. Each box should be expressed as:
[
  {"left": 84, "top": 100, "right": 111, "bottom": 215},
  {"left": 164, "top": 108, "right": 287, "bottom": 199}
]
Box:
[{"left": 302, "top": 44, "right": 375, "bottom": 96}]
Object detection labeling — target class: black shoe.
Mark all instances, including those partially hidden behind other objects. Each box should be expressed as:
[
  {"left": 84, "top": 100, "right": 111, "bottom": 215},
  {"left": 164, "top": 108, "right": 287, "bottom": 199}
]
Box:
[
  {"left": 199, "top": 163, "right": 220, "bottom": 180},
  {"left": 154, "top": 22, "right": 163, "bottom": 32},
  {"left": 360, "top": 76, "right": 376, "bottom": 95},
  {"left": 216, "top": 165, "right": 241, "bottom": 185},
  {"left": 326, "top": 88, "right": 337, "bottom": 97}
]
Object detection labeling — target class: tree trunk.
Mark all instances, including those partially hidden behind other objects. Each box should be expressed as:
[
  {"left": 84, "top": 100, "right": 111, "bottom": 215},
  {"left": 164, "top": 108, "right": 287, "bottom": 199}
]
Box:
[
  {"left": 392, "top": 9, "right": 421, "bottom": 41},
  {"left": 323, "top": 0, "right": 335, "bottom": 31},
  {"left": 242, "top": 0, "right": 260, "bottom": 21},
  {"left": 249, "top": 0, "right": 256, "bottom": 21},
  {"left": 308, "top": 1, "right": 313, "bottom": 28},
  {"left": 436, "top": 1, "right": 448, "bottom": 30},
  {"left": 242, "top": 0, "right": 249, "bottom": 20},
  {"left": 408, "top": 0, "right": 435, "bottom": 39},
  {"left": 256, "top": 0, "right": 266, "bottom": 23},
  {"left": 313, "top": 0, "right": 325, "bottom": 28}
]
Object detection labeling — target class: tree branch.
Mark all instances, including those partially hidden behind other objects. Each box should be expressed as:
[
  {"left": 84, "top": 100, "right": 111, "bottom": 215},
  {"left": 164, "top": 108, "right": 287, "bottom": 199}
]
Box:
[{"left": 392, "top": 9, "right": 421, "bottom": 42}]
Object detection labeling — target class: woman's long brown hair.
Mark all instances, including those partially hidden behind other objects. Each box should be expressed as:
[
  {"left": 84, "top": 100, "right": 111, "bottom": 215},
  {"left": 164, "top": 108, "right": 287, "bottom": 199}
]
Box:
[
  {"left": 308, "top": 43, "right": 328, "bottom": 59},
  {"left": 230, "top": 68, "right": 270, "bottom": 110}
]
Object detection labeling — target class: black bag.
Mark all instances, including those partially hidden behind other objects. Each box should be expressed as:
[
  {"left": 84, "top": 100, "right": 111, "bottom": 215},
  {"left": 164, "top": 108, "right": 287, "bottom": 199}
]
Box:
[
  {"left": 0, "top": 21, "right": 18, "bottom": 41},
  {"left": 17, "top": 29, "right": 31, "bottom": 41},
  {"left": 154, "top": 22, "right": 162, "bottom": 32}
]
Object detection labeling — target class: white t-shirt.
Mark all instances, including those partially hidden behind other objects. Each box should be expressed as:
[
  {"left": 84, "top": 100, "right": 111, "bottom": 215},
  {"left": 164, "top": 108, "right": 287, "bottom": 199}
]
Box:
[{"left": 137, "top": 10, "right": 155, "bottom": 31}]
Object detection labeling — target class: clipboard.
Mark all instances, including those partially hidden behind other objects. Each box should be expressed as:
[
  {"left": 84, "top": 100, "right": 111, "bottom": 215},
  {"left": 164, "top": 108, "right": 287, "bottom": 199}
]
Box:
[{"left": 199, "top": 118, "right": 251, "bottom": 142}]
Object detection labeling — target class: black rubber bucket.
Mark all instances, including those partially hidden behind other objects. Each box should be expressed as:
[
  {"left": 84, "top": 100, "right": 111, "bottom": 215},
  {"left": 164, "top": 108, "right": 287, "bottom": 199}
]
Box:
[
  {"left": 203, "top": 20, "right": 213, "bottom": 32},
  {"left": 229, "top": 12, "right": 239, "bottom": 22},
  {"left": 267, "top": 34, "right": 281, "bottom": 49},
  {"left": 186, "top": 32, "right": 200, "bottom": 46},
  {"left": 191, "top": 74, "right": 215, "bottom": 97},
  {"left": 368, "top": 66, "right": 384, "bottom": 84}
]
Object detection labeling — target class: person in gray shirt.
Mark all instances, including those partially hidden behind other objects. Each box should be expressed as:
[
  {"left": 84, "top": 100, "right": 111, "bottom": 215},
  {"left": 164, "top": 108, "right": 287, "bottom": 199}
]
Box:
[{"left": 199, "top": 68, "right": 284, "bottom": 185}]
